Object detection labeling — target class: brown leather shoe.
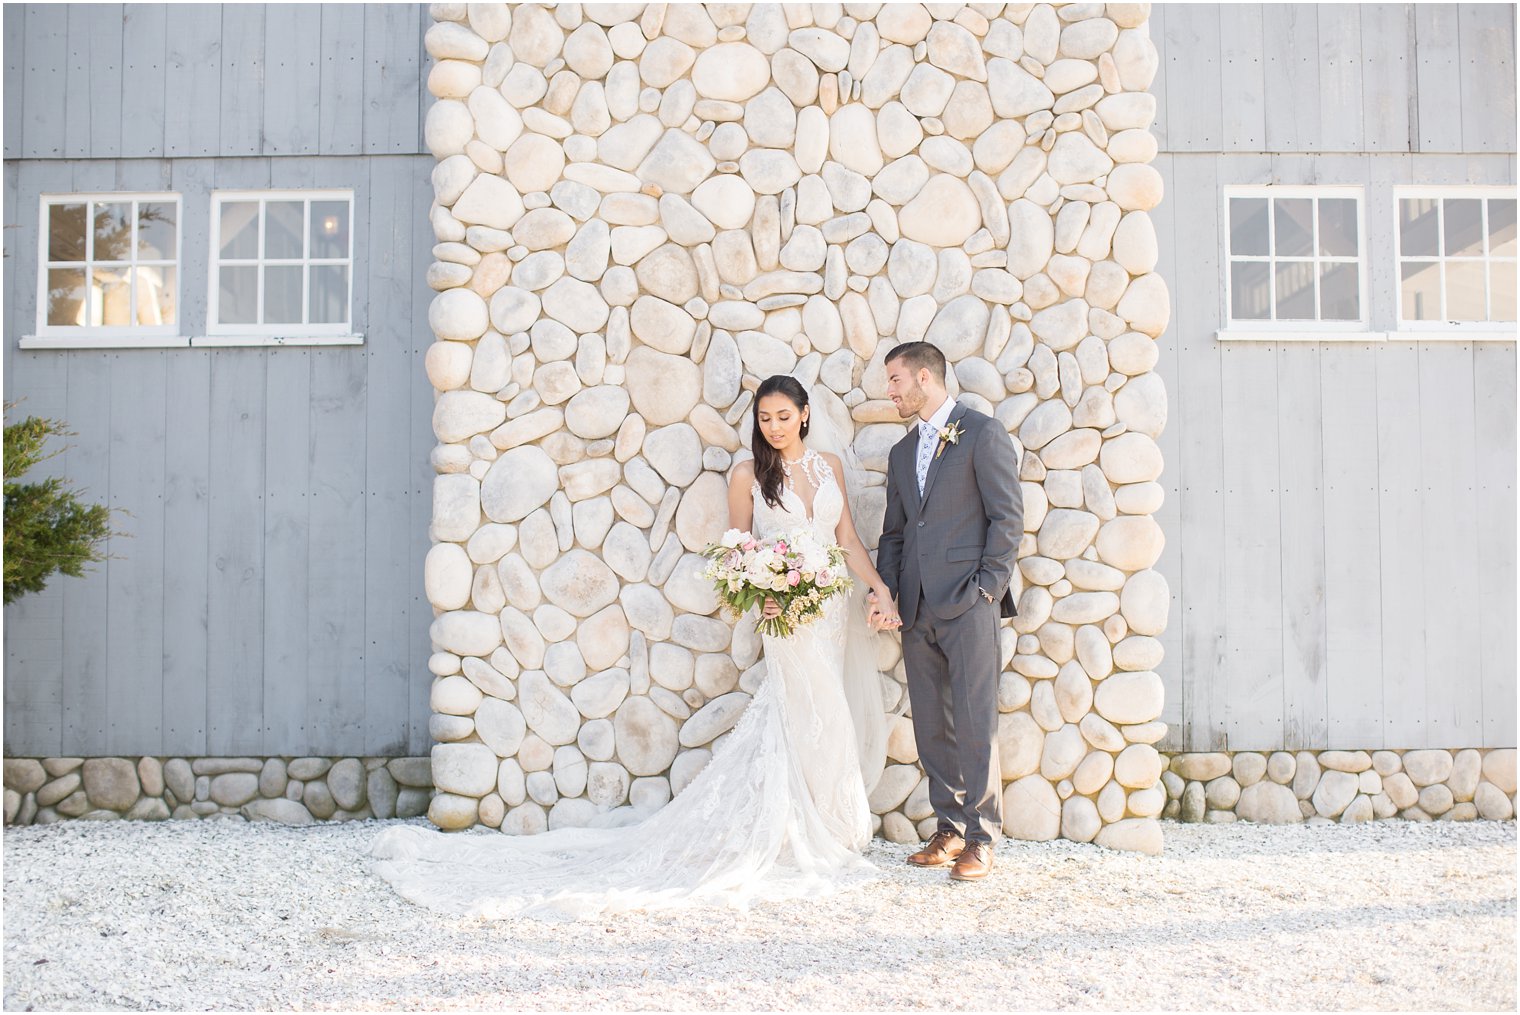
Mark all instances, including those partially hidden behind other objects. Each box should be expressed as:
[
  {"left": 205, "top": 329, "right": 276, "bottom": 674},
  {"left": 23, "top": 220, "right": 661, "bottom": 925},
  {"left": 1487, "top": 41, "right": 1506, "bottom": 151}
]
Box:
[
  {"left": 907, "top": 829, "right": 965, "bottom": 867},
  {"left": 949, "top": 840, "right": 994, "bottom": 880}
]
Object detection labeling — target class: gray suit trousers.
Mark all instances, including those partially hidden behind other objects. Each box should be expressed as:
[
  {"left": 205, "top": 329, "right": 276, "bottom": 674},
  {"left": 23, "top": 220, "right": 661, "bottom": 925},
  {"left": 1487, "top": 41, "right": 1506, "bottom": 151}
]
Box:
[{"left": 901, "top": 588, "right": 1004, "bottom": 846}]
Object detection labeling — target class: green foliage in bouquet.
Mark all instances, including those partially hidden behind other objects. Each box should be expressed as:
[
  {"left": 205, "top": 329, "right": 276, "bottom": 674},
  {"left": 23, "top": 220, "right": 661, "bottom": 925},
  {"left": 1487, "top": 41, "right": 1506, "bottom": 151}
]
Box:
[
  {"left": 3, "top": 401, "right": 124, "bottom": 605},
  {"left": 699, "top": 528, "right": 854, "bottom": 638}
]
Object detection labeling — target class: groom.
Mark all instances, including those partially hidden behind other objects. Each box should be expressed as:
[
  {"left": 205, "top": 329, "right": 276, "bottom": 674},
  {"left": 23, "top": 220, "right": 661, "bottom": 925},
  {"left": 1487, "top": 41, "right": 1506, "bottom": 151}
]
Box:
[{"left": 869, "top": 342, "right": 1022, "bottom": 882}]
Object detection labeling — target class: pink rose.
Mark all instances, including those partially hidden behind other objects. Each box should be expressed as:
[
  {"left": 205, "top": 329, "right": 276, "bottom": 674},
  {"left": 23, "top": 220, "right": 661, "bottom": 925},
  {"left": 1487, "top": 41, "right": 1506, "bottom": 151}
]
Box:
[{"left": 787, "top": 570, "right": 801, "bottom": 586}]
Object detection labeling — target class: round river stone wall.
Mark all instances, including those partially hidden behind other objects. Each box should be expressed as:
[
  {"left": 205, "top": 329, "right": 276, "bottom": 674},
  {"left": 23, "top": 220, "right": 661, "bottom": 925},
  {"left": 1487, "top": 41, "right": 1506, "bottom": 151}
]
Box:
[{"left": 421, "top": 1, "right": 1170, "bottom": 852}]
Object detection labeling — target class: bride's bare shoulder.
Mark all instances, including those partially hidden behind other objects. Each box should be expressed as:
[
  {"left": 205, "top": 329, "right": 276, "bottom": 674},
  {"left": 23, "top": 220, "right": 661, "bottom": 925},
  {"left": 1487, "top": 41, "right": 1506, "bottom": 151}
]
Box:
[{"left": 729, "top": 458, "right": 756, "bottom": 487}]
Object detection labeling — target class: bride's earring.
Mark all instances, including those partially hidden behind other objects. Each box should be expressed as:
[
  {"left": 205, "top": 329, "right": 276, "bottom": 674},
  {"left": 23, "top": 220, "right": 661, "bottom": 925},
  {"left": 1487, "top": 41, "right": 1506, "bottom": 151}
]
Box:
[{"left": 800, "top": 414, "right": 810, "bottom": 437}]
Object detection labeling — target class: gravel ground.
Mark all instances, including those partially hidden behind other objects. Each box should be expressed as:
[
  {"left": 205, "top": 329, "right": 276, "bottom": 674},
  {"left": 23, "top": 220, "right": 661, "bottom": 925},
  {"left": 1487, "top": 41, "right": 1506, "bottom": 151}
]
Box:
[{"left": 3, "top": 816, "right": 1514, "bottom": 1011}]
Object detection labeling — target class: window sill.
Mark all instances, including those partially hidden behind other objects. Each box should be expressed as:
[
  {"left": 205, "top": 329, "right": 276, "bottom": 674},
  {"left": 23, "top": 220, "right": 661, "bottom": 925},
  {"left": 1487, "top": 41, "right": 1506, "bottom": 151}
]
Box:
[
  {"left": 1391, "top": 329, "right": 1517, "bottom": 343},
  {"left": 1215, "top": 329, "right": 1386, "bottom": 343},
  {"left": 1217, "top": 329, "right": 1517, "bottom": 343},
  {"left": 195, "top": 333, "right": 364, "bottom": 347},
  {"left": 20, "top": 334, "right": 192, "bottom": 349},
  {"left": 20, "top": 334, "right": 365, "bottom": 350}
]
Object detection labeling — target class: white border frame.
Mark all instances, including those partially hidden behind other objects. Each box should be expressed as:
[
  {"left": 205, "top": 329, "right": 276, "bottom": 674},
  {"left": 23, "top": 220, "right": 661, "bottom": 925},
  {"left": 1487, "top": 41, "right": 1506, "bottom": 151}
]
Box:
[
  {"left": 1217, "top": 184, "right": 1372, "bottom": 342},
  {"left": 207, "top": 188, "right": 357, "bottom": 341},
  {"left": 1391, "top": 184, "right": 1518, "bottom": 342},
  {"left": 29, "top": 192, "right": 185, "bottom": 346}
]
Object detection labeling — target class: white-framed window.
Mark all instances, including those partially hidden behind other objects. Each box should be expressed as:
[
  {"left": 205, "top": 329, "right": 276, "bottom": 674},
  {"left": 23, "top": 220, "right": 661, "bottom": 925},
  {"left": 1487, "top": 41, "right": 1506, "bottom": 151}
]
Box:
[
  {"left": 1394, "top": 187, "right": 1517, "bottom": 334},
  {"left": 207, "top": 189, "right": 355, "bottom": 342},
  {"left": 1222, "top": 185, "right": 1368, "bottom": 336},
  {"left": 33, "top": 192, "right": 182, "bottom": 343}
]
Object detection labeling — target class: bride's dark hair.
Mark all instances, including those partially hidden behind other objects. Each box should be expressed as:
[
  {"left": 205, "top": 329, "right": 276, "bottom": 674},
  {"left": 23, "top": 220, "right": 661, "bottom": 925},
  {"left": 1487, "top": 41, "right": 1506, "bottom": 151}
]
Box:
[{"left": 751, "top": 375, "right": 810, "bottom": 511}]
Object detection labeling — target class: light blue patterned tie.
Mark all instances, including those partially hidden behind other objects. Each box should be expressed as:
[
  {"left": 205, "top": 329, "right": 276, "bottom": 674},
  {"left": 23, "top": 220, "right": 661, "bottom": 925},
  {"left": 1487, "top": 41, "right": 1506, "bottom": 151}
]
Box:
[{"left": 916, "top": 420, "right": 937, "bottom": 495}]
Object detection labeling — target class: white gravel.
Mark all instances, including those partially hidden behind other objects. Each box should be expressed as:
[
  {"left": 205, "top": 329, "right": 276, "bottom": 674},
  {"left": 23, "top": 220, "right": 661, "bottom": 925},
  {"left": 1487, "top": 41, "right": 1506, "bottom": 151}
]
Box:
[{"left": 4, "top": 816, "right": 1514, "bottom": 1011}]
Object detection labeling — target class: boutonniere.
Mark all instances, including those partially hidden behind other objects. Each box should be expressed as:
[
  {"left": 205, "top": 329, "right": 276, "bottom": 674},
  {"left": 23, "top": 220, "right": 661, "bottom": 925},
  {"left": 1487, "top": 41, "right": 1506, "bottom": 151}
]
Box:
[{"left": 935, "top": 420, "right": 964, "bottom": 459}]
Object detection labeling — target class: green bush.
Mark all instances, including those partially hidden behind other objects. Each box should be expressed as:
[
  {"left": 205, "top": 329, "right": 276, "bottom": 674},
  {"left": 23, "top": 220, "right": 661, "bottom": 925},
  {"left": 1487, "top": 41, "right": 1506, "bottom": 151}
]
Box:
[{"left": 3, "top": 400, "right": 124, "bottom": 605}]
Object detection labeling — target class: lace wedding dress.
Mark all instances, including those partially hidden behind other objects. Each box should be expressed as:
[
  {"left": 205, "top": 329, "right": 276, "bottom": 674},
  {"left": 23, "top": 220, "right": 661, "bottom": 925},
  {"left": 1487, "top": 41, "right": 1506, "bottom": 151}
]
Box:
[{"left": 369, "top": 447, "right": 886, "bottom": 921}]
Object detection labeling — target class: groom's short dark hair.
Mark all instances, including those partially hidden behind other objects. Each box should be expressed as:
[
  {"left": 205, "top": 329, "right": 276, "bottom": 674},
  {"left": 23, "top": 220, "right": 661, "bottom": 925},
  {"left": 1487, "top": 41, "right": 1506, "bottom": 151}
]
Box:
[{"left": 884, "top": 341, "right": 947, "bottom": 384}]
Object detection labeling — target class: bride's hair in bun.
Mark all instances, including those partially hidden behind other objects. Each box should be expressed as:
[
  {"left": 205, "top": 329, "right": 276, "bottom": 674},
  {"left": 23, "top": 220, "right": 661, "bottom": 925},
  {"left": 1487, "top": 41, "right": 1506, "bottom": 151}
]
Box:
[{"left": 752, "top": 374, "right": 810, "bottom": 511}]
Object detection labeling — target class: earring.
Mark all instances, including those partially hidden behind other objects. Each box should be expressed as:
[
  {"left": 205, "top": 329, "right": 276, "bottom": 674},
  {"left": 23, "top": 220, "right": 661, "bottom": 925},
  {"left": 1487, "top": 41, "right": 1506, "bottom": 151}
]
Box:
[{"left": 800, "top": 417, "right": 810, "bottom": 436}]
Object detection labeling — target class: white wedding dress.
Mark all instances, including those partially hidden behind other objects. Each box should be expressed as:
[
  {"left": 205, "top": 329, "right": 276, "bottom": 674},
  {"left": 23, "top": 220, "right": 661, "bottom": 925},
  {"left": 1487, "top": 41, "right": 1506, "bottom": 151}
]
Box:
[{"left": 369, "top": 447, "right": 887, "bottom": 921}]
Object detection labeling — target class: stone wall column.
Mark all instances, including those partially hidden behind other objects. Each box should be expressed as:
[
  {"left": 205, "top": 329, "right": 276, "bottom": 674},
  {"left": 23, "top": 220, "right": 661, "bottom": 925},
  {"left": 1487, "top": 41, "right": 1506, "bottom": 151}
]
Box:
[{"left": 422, "top": 2, "right": 1170, "bottom": 851}]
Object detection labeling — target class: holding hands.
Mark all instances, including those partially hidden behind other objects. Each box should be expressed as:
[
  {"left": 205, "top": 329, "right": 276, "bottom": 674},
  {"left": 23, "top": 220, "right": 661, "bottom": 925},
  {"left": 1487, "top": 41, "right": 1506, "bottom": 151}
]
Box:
[{"left": 866, "top": 588, "right": 902, "bottom": 632}]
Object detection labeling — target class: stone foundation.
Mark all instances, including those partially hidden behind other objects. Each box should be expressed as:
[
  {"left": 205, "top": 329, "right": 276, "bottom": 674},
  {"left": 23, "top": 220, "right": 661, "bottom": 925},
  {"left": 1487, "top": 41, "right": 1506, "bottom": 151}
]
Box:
[
  {"left": 1153, "top": 748, "right": 1517, "bottom": 827},
  {"left": 7, "top": 748, "right": 1511, "bottom": 837},
  {"left": 864, "top": 748, "right": 1516, "bottom": 856},
  {"left": 2, "top": 756, "right": 433, "bottom": 827}
]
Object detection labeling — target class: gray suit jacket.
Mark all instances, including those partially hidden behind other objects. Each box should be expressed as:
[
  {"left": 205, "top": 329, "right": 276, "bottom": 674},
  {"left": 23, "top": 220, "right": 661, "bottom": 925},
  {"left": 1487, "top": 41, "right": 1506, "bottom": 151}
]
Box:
[{"left": 876, "top": 401, "right": 1023, "bottom": 630}]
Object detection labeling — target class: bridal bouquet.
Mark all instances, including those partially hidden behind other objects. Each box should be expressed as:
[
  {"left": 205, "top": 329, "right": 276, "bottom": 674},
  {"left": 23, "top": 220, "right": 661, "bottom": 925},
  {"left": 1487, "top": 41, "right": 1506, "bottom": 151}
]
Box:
[{"left": 699, "top": 527, "right": 853, "bottom": 638}]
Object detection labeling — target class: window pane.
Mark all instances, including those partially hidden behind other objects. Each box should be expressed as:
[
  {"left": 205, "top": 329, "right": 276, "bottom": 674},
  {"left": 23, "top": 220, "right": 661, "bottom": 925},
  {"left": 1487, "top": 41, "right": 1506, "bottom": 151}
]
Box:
[
  {"left": 1489, "top": 198, "right": 1516, "bottom": 257},
  {"left": 136, "top": 265, "right": 176, "bottom": 326},
  {"left": 1274, "top": 198, "right": 1313, "bottom": 256},
  {"left": 96, "top": 265, "right": 135, "bottom": 325},
  {"left": 219, "top": 265, "right": 258, "bottom": 324},
  {"left": 1490, "top": 260, "right": 1516, "bottom": 322},
  {"left": 309, "top": 201, "right": 350, "bottom": 260},
  {"left": 1319, "top": 262, "right": 1359, "bottom": 320},
  {"left": 1400, "top": 261, "right": 1441, "bottom": 321},
  {"left": 46, "top": 268, "right": 88, "bottom": 326},
  {"left": 1445, "top": 260, "right": 1486, "bottom": 320},
  {"left": 1318, "top": 198, "right": 1358, "bottom": 257},
  {"left": 1230, "top": 260, "right": 1271, "bottom": 320},
  {"left": 308, "top": 264, "right": 348, "bottom": 324},
  {"left": 1229, "top": 198, "right": 1269, "bottom": 256},
  {"left": 94, "top": 202, "right": 134, "bottom": 262},
  {"left": 263, "top": 265, "right": 303, "bottom": 324},
  {"left": 138, "top": 202, "right": 176, "bottom": 260},
  {"left": 220, "top": 202, "right": 260, "bottom": 259},
  {"left": 1399, "top": 197, "right": 1439, "bottom": 256},
  {"left": 1444, "top": 198, "right": 1484, "bottom": 257},
  {"left": 48, "top": 203, "right": 87, "bottom": 262},
  {"left": 1275, "top": 260, "right": 1316, "bottom": 319},
  {"left": 265, "top": 201, "right": 304, "bottom": 259}
]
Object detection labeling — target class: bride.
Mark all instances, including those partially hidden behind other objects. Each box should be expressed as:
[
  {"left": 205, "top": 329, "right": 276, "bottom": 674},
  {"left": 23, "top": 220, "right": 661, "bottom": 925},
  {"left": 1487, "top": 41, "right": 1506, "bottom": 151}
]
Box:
[{"left": 369, "top": 373, "right": 905, "bottom": 921}]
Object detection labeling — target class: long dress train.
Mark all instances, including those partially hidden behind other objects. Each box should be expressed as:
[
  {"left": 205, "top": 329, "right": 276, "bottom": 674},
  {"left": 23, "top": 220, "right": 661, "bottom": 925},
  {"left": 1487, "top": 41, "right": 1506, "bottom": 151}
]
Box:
[{"left": 368, "top": 448, "right": 884, "bottom": 921}]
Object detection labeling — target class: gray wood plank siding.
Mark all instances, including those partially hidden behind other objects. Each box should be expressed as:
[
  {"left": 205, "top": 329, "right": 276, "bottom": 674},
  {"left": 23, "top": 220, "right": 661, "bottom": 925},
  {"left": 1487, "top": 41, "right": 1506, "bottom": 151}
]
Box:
[
  {"left": 10, "top": 4, "right": 429, "bottom": 162},
  {"left": 1152, "top": 4, "right": 1517, "bottom": 751},
  {"left": 3, "top": 4, "right": 435, "bottom": 757},
  {"left": 1158, "top": 2, "right": 1517, "bottom": 155},
  {"left": 4, "top": 153, "right": 438, "bottom": 758},
  {"left": 2, "top": 3, "right": 1513, "bottom": 760}
]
